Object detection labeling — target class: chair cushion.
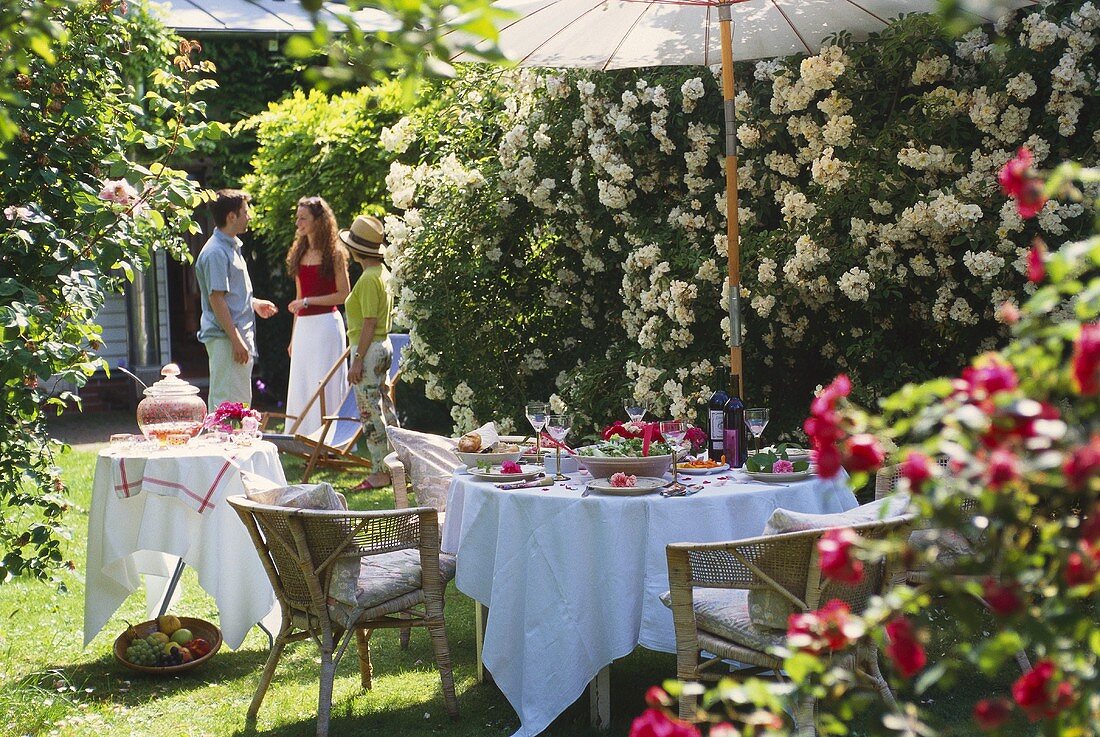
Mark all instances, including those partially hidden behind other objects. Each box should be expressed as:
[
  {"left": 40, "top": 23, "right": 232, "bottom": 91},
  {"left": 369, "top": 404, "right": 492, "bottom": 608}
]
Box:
[
  {"left": 240, "top": 471, "right": 348, "bottom": 510},
  {"left": 908, "top": 528, "right": 972, "bottom": 570},
  {"left": 329, "top": 548, "right": 456, "bottom": 609},
  {"left": 386, "top": 427, "right": 464, "bottom": 509},
  {"left": 661, "top": 588, "right": 785, "bottom": 653},
  {"left": 745, "top": 493, "right": 912, "bottom": 629}
]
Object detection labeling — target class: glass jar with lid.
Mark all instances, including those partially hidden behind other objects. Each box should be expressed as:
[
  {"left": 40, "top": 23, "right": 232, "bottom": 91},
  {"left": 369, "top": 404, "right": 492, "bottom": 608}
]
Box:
[{"left": 135, "top": 364, "right": 207, "bottom": 442}]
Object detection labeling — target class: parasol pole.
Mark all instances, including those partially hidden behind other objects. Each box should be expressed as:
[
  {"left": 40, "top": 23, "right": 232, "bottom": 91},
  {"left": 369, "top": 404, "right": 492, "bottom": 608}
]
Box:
[{"left": 718, "top": 3, "right": 743, "bottom": 398}]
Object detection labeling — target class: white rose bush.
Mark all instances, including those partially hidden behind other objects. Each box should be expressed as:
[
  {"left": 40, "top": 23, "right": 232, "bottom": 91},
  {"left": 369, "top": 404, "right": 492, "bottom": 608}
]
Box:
[{"left": 377, "top": 2, "right": 1097, "bottom": 436}]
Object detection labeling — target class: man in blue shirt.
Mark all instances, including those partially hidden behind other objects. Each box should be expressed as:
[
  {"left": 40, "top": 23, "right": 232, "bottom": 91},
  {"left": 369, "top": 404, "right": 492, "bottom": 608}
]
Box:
[{"left": 194, "top": 189, "right": 278, "bottom": 409}]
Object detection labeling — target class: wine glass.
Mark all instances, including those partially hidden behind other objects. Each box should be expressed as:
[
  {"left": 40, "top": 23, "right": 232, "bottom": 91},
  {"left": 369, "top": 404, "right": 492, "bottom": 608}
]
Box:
[
  {"left": 545, "top": 414, "right": 572, "bottom": 481},
  {"left": 623, "top": 398, "right": 647, "bottom": 424},
  {"left": 659, "top": 420, "right": 687, "bottom": 491},
  {"left": 744, "top": 408, "right": 770, "bottom": 454},
  {"left": 525, "top": 401, "right": 549, "bottom": 464}
]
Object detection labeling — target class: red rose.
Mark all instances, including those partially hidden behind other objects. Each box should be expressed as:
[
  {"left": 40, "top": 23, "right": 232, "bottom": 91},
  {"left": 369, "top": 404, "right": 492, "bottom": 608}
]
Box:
[
  {"left": 900, "top": 451, "right": 934, "bottom": 492},
  {"left": 844, "top": 434, "right": 885, "bottom": 473},
  {"left": 986, "top": 448, "right": 1020, "bottom": 489},
  {"left": 973, "top": 698, "right": 1013, "bottom": 730},
  {"left": 643, "top": 686, "right": 670, "bottom": 708},
  {"left": 815, "top": 443, "right": 844, "bottom": 479},
  {"left": 1012, "top": 659, "right": 1076, "bottom": 721},
  {"left": 787, "top": 599, "right": 859, "bottom": 654},
  {"left": 817, "top": 528, "right": 864, "bottom": 584},
  {"left": 961, "top": 356, "right": 1018, "bottom": 400},
  {"left": 1027, "top": 241, "right": 1046, "bottom": 283},
  {"left": 1081, "top": 503, "right": 1100, "bottom": 545},
  {"left": 1064, "top": 436, "right": 1100, "bottom": 490},
  {"left": 628, "top": 708, "right": 701, "bottom": 737},
  {"left": 1065, "top": 544, "right": 1099, "bottom": 587},
  {"left": 1071, "top": 322, "right": 1100, "bottom": 396},
  {"left": 982, "top": 578, "right": 1023, "bottom": 616},
  {"left": 998, "top": 147, "right": 1047, "bottom": 219},
  {"left": 884, "top": 617, "right": 926, "bottom": 678}
]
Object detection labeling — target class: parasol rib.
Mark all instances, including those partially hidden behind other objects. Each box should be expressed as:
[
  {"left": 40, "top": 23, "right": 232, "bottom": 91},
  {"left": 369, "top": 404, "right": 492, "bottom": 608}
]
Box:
[
  {"left": 769, "top": 0, "right": 813, "bottom": 55},
  {"left": 603, "top": 3, "right": 658, "bottom": 70}
]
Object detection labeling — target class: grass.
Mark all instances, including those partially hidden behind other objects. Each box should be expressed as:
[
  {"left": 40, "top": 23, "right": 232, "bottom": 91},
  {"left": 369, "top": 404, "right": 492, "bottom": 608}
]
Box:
[{"left": 0, "top": 437, "right": 1030, "bottom": 737}]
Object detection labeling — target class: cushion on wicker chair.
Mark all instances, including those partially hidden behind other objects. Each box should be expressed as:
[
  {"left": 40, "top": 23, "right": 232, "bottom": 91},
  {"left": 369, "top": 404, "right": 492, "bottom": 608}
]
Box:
[
  {"left": 744, "top": 494, "right": 912, "bottom": 629},
  {"left": 386, "top": 427, "right": 464, "bottom": 509},
  {"left": 661, "top": 588, "right": 785, "bottom": 653},
  {"left": 330, "top": 549, "right": 456, "bottom": 609},
  {"left": 240, "top": 471, "right": 348, "bottom": 510}
]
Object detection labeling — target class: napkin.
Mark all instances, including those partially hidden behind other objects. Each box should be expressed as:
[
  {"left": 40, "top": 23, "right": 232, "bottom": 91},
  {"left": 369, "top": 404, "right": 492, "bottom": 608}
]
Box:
[
  {"left": 467, "top": 422, "right": 500, "bottom": 449},
  {"left": 497, "top": 475, "right": 553, "bottom": 490}
]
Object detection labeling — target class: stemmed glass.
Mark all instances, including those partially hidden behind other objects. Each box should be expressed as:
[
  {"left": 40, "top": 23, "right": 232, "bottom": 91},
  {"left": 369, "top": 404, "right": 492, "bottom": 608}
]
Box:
[
  {"left": 545, "top": 414, "right": 572, "bottom": 481},
  {"left": 623, "top": 398, "right": 647, "bottom": 424},
  {"left": 659, "top": 420, "right": 687, "bottom": 491},
  {"left": 525, "top": 402, "right": 549, "bottom": 464},
  {"left": 744, "top": 408, "right": 770, "bottom": 454}
]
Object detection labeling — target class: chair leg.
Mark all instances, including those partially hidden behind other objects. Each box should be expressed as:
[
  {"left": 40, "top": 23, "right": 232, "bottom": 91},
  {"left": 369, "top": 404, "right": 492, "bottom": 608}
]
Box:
[
  {"left": 675, "top": 648, "right": 700, "bottom": 722},
  {"left": 248, "top": 630, "right": 289, "bottom": 720},
  {"left": 316, "top": 639, "right": 337, "bottom": 737},
  {"left": 426, "top": 619, "right": 459, "bottom": 718},
  {"left": 861, "top": 648, "right": 898, "bottom": 711},
  {"left": 399, "top": 621, "right": 411, "bottom": 650},
  {"left": 792, "top": 696, "right": 816, "bottom": 737},
  {"left": 356, "top": 628, "right": 374, "bottom": 690}
]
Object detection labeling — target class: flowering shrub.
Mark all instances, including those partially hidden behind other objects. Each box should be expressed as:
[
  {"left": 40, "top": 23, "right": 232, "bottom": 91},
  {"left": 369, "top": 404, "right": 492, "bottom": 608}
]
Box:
[
  {"left": 637, "top": 157, "right": 1100, "bottom": 734},
  {"left": 377, "top": 2, "right": 1096, "bottom": 438}
]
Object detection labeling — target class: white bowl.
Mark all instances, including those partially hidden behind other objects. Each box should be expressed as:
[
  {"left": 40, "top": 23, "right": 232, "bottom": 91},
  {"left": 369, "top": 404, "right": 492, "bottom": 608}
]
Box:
[
  {"left": 456, "top": 449, "right": 523, "bottom": 468},
  {"left": 574, "top": 450, "right": 676, "bottom": 479}
]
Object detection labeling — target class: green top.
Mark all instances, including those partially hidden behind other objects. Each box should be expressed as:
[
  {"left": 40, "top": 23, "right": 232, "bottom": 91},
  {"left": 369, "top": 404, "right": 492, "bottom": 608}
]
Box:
[{"left": 346, "top": 264, "right": 392, "bottom": 346}]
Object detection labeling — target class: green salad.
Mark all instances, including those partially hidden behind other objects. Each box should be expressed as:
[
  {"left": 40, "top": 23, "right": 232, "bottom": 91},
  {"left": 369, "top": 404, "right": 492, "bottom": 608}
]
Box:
[{"left": 577, "top": 437, "right": 674, "bottom": 457}]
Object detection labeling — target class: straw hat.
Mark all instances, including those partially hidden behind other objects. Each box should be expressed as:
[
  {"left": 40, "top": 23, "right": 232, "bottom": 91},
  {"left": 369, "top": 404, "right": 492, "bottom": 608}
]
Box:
[{"left": 339, "top": 215, "right": 385, "bottom": 258}]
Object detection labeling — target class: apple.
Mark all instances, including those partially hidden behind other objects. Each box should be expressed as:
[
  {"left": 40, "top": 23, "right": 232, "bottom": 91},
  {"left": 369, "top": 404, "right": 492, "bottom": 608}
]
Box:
[
  {"left": 156, "top": 614, "right": 181, "bottom": 635},
  {"left": 170, "top": 628, "right": 193, "bottom": 645}
]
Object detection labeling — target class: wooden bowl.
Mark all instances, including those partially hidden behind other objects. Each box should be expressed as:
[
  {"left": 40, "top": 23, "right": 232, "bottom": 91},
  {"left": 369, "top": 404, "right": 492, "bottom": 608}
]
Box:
[{"left": 113, "top": 616, "right": 222, "bottom": 675}]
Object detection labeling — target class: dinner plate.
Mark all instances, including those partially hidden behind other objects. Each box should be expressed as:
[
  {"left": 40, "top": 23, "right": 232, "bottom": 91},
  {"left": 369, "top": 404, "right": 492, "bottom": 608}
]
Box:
[
  {"left": 744, "top": 469, "right": 814, "bottom": 483},
  {"left": 467, "top": 465, "right": 543, "bottom": 482},
  {"left": 676, "top": 462, "right": 730, "bottom": 475},
  {"left": 586, "top": 476, "right": 667, "bottom": 496},
  {"left": 753, "top": 446, "right": 812, "bottom": 461}
]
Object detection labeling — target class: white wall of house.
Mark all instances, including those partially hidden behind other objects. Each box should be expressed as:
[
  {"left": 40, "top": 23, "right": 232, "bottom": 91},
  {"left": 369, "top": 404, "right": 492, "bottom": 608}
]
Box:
[{"left": 97, "top": 251, "right": 172, "bottom": 370}]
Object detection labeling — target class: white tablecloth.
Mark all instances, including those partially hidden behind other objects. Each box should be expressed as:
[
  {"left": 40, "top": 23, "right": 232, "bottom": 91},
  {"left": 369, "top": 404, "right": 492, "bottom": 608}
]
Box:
[
  {"left": 84, "top": 439, "right": 286, "bottom": 650},
  {"left": 442, "top": 469, "right": 857, "bottom": 737}
]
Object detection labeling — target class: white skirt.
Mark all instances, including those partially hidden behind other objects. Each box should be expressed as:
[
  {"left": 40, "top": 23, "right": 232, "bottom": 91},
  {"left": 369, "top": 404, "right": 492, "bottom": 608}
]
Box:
[{"left": 285, "top": 311, "right": 348, "bottom": 437}]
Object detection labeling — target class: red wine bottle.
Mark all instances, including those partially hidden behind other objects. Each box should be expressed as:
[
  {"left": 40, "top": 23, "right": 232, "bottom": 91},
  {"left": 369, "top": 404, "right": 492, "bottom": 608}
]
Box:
[
  {"left": 706, "top": 369, "right": 730, "bottom": 462},
  {"left": 723, "top": 374, "right": 747, "bottom": 468}
]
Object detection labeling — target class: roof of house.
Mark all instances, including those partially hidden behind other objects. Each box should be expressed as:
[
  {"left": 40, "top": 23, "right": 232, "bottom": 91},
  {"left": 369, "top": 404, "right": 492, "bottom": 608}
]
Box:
[{"left": 151, "top": 0, "right": 397, "bottom": 36}]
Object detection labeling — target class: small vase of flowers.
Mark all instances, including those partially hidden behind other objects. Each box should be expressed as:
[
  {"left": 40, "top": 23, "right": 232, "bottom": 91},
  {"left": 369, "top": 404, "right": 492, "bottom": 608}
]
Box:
[{"left": 203, "top": 402, "right": 262, "bottom": 443}]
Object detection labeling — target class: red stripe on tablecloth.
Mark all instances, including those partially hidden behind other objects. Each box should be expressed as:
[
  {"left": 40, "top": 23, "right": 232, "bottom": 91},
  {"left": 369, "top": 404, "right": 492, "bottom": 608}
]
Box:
[
  {"left": 114, "top": 458, "right": 142, "bottom": 498},
  {"left": 197, "top": 458, "right": 236, "bottom": 513},
  {"left": 142, "top": 476, "right": 216, "bottom": 511}
]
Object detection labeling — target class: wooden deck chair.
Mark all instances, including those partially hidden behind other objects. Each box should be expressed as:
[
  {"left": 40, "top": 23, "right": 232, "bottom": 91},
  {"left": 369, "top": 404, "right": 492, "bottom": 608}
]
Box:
[{"left": 262, "top": 348, "right": 372, "bottom": 482}]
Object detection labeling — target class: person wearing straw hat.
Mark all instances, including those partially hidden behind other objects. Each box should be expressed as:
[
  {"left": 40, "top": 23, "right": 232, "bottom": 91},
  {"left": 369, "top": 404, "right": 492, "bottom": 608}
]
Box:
[{"left": 341, "top": 215, "right": 398, "bottom": 491}]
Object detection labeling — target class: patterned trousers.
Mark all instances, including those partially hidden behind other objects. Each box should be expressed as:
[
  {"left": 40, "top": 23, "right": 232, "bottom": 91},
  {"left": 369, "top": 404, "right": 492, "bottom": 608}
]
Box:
[{"left": 352, "top": 339, "right": 399, "bottom": 468}]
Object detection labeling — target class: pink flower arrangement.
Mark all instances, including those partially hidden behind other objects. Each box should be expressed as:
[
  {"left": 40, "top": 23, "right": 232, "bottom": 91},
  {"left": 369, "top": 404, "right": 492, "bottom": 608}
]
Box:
[
  {"left": 684, "top": 425, "right": 707, "bottom": 453},
  {"left": 771, "top": 459, "right": 794, "bottom": 474},
  {"left": 500, "top": 460, "right": 523, "bottom": 474},
  {"left": 203, "top": 401, "right": 261, "bottom": 434},
  {"left": 610, "top": 472, "right": 637, "bottom": 488}
]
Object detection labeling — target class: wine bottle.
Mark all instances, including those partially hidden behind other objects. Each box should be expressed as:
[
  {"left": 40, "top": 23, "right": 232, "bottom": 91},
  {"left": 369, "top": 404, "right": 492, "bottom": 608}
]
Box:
[
  {"left": 724, "top": 374, "right": 748, "bottom": 468},
  {"left": 706, "top": 369, "right": 730, "bottom": 462}
]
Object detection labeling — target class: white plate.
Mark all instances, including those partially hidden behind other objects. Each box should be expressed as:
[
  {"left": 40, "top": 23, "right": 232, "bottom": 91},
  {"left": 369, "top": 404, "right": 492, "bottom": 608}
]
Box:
[
  {"left": 586, "top": 476, "right": 667, "bottom": 496},
  {"left": 467, "top": 465, "right": 542, "bottom": 482},
  {"left": 744, "top": 470, "right": 814, "bottom": 483},
  {"left": 753, "top": 446, "right": 812, "bottom": 461},
  {"left": 675, "top": 462, "right": 730, "bottom": 475}
]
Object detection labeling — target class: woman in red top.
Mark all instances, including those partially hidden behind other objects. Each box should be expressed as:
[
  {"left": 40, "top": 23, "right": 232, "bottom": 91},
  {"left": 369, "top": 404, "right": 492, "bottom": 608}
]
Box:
[{"left": 285, "top": 196, "right": 351, "bottom": 435}]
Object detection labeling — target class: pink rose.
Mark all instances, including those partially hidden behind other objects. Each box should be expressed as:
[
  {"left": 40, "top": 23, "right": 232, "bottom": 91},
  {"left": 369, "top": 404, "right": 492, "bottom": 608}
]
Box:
[
  {"left": 1027, "top": 240, "right": 1046, "bottom": 283},
  {"left": 900, "top": 451, "right": 934, "bottom": 492},
  {"left": 982, "top": 578, "right": 1023, "bottom": 617},
  {"left": 610, "top": 472, "right": 637, "bottom": 488},
  {"left": 817, "top": 528, "right": 863, "bottom": 584},
  {"left": 787, "top": 599, "right": 859, "bottom": 654},
  {"left": 973, "top": 698, "right": 1013, "bottom": 730},
  {"left": 986, "top": 448, "right": 1020, "bottom": 489},
  {"left": 998, "top": 147, "right": 1047, "bottom": 219},
  {"left": 772, "top": 459, "right": 794, "bottom": 474},
  {"left": 844, "top": 433, "right": 885, "bottom": 473},
  {"left": 628, "top": 708, "right": 700, "bottom": 737},
  {"left": 500, "top": 460, "right": 523, "bottom": 474},
  {"left": 1072, "top": 322, "right": 1100, "bottom": 396},
  {"left": 884, "top": 617, "right": 926, "bottom": 678}
]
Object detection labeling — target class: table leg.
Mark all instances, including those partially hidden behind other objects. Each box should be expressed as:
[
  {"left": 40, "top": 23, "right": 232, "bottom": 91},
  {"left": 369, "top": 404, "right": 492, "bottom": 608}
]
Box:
[
  {"left": 589, "top": 665, "right": 611, "bottom": 730},
  {"left": 156, "top": 558, "right": 187, "bottom": 618},
  {"left": 474, "top": 601, "right": 493, "bottom": 685}
]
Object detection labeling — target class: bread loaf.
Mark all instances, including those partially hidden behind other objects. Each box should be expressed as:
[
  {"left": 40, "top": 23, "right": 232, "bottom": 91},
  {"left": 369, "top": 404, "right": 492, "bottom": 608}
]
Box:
[{"left": 457, "top": 433, "right": 482, "bottom": 453}]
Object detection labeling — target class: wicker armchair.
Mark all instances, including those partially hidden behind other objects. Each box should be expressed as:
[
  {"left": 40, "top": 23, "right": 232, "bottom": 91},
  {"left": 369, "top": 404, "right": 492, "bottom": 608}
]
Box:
[
  {"left": 666, "top": 514, "right": 916, "bottom": 736},
  {"left": 227, "top": 496, "right": 458, "bottom": 737}
]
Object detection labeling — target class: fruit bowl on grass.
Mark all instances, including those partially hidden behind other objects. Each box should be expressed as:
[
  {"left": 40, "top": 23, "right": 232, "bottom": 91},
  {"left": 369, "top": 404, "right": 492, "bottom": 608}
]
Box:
[{"left": 113, "top": 615, "right": 222, "bottom": 675}]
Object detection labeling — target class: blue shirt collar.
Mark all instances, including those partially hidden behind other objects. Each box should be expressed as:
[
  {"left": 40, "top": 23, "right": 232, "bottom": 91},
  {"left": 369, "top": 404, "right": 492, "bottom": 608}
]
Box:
[{"left": 212, "top": 228, "right": 242, "bottom": 251}]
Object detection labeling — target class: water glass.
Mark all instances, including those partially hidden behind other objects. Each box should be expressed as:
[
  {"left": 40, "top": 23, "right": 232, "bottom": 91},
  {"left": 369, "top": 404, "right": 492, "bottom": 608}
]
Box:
[
  {"left": 744, "top": 407, "right": 770, "bottom": 453},
  {"left": 545, "top": 414, "right": 571, "bottom": 481},
  {"left": 659, "top": 420, "right": 687, "bottom": 489},
  {"left": 623, "top": 398, "right": 647, "bottom": 423},
  {"left": 525, "top": 401, "right": 549, "bottom": 462}
]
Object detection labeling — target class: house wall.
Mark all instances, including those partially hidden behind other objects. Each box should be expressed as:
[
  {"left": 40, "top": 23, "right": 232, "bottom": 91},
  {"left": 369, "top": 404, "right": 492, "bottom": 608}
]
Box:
[{"left": 97, "top": 251, "right": 172, "bottom": 370}]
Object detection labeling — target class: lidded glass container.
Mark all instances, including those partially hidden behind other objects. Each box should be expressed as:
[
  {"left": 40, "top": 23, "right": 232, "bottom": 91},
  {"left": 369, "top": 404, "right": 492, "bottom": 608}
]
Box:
[{"left": 136, "top": 363, "right": 207, "bottom": 441}]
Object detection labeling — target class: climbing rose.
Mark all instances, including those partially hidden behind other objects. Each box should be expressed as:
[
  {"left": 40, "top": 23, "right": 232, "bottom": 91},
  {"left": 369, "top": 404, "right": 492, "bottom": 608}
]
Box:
[
  {"left": 1012, "top": 660, "right": 1075, "bottom": 721},
  {"left": 982, "top": 579, "right": 1023, "bottom": 616},
  {"left": 787, "top": 599, "right": 862, "bottom": 654},
  {"left": 1064, "top": 436, "right": 1100, "bottom": 490},
  {"left": 844, "top": 434, "right": 885, "bottom": 473},
  {"left": 1027, "top": 241, "right": 1046, "bottom": 283},
  {"left": 644, "top": 686, "right": 671, "bottom": 708},
  {"left": 884, "top": 617, "right": 926, "bottom": 678},
  {"left": 986, "top": 448, "right": 1021, "bottom": 489},
  {"left": 1071, "top": 322, "right": 1100, "bottom": 396},
  {"left": 900, "top": 451, "right": 934, "bottom": 492},
  {"left": 1065, "top": 544, "right": 1099, "bottom": 586},
  {"left": 628, "top": 708, "right": 701, "bottom": 737},
  {"left": 998, "top": 147, "right": 1047, "bottom": 219},
  {"left": 804, "top": 375, "right": 851, "bottom": 478},
  {"left": 961, "top": 356, "right": 1018, "bottom": 400},
  {"left": 817, "top": 528, "right": 864, "bottom": 584},
  {"left": 973, "top": 698, "right": 1013, "bottom": 730}
]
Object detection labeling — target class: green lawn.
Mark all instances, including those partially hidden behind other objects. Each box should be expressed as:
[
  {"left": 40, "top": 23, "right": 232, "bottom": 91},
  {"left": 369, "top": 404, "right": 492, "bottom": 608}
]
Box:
[{"left": 0, "top": 442, "right": 1026, "bottom": 737}]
